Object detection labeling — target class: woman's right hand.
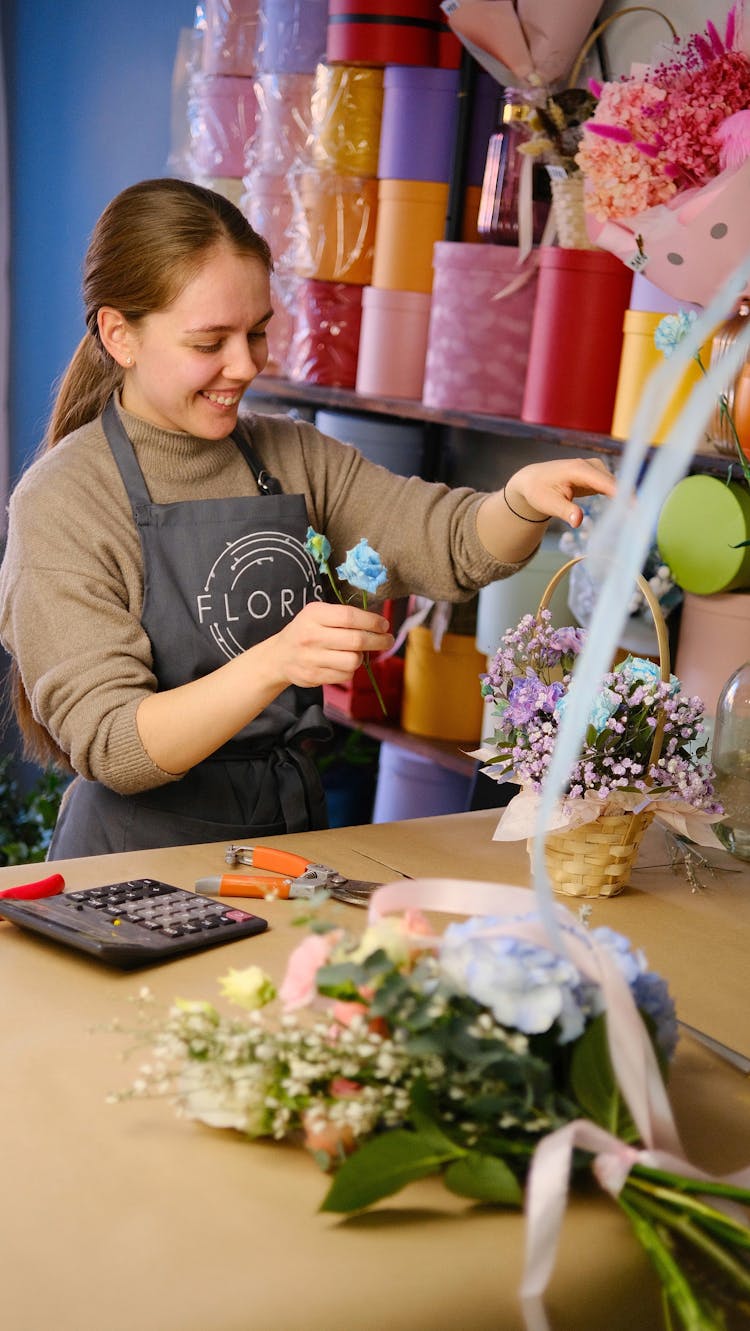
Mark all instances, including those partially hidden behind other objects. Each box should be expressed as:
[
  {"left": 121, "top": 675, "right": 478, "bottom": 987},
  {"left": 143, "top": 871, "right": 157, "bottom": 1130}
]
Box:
[{"left": 270, "top": 600, "right": 394, "bottom": 690}]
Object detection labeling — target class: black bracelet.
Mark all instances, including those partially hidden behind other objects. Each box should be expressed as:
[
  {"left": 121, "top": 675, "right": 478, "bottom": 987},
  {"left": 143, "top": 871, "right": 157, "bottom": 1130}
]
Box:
[{"left": 502, "top": 487, "right": 549, "bottom": 524}]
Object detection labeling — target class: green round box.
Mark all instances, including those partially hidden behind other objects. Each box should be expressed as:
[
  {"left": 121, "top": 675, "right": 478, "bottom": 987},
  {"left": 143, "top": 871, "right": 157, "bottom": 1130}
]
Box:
[{"left": 657, "top": 475, "right": 750, "bottom": 595}]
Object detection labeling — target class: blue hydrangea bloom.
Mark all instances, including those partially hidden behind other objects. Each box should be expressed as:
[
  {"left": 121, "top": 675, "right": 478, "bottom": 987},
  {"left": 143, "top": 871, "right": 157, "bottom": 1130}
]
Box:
[
  {"left": 653, "top": 309, "right": 698, "bottom": 358},
  {"left": 336, "top": 539, "right": 388, "bottom": 596},
  {"left": 556, "top": 686, "right": 619, "bottom": 733},
  {"left": 438, "top": 917, "right": 590, "bottom": 1043}
]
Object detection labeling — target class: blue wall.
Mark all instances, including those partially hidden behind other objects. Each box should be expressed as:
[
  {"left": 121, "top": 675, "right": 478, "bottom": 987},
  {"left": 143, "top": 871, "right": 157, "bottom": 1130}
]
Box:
[{"left": 4, "top": 0, "right": 194, "bottom": 481}]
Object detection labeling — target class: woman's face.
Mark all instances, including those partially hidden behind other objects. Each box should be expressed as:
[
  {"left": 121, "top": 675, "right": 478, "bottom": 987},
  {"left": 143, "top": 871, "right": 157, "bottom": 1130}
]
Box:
[{"left": 119, "top": 244, "right": 272, "bottom": 438}]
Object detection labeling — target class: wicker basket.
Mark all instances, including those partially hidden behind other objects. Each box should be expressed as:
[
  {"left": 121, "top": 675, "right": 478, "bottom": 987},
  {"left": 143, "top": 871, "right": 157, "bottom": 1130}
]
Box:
[{"left": 528, "top": 555, "right": 671, "bottom": 899}]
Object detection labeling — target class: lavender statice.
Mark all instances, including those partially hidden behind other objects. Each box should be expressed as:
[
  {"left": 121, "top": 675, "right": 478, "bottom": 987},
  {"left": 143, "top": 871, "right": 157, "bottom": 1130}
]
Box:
[{"left": 481, "top": 617, "right": 719, "bottom": 811}]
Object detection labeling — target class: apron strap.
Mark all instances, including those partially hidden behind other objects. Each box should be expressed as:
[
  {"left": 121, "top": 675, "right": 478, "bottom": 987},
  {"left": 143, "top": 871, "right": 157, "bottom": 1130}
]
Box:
[
  {"left": 102, "top": 396, "right": 152, "bottom": 506},
  {"left": 230, "top": 425, "right": 283, "bottom": 495}
]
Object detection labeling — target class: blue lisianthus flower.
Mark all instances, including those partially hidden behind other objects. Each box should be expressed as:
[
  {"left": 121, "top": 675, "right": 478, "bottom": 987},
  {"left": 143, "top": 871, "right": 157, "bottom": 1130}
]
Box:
[
  {"left": 438, "top": 917, "right": 590, "bottom": 1043},
  {"left": 305, "top": 526, "right": 332, "bottom": 572},
  {"left": 615, "top": 654, "right": 680, "bottom": 694},
  {"left": 654, "top": 309, "right": 698, "bottom": 358},
  {"left": 555, "top": 685, "right": 619, "bottom": 733},
  {"left": 336, "top": 539, "right": 388, "bottom": 597}
]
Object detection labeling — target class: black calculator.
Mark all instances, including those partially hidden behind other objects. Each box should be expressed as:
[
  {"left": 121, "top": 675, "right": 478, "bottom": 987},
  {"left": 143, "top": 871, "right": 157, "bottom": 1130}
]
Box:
[{"left": 0, "top": 878, "right": 268, "bottom": 969}]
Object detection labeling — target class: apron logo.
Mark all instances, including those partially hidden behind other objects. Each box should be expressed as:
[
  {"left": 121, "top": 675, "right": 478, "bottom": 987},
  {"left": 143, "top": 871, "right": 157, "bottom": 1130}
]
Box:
[{"left": 196, "top": 530, "right": 323, "bottom": 660}]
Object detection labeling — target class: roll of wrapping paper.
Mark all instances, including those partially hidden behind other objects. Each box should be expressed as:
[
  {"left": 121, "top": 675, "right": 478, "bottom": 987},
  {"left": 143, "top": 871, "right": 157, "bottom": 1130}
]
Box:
[
  {"left": 188, "top": 73, "right": 259, "bottom": 179},
  {"left": 311, "top": 65, "right": 384, "bottom": 178},
  {"left": 371, "top": 179, "right": 449, "bottom": 293},
  {"left": 422, "top": 243, "right": 537, "bottom": 416},
  {"left": 256, "top": 0, "right": 328, "bottom": 74},
  {"left": 656, "top": 475, "right": 750, "bottom": 595},
  {"left": 287, "top": 278, "right": 363, "bottom": 388},
  {"left": 292, "top": 171, "right": 378, "bottom": 285},
  {"left": 325, "top": 0, "right": 441, "bottom": 66},
  {"left": 251, "top": 73, "right": 315, "bottom": 178},
  {"left": 355, "top": 286, "right": 433, "bottom": 399},
  {"left": 611, "top": 311, "right": 713, "bottom": 445},
  {"left": 377, "top": 65, "right": 460, "bottom": 184},
  {"left": 201, "top": 0, "right": 260, "bottom": 76}
]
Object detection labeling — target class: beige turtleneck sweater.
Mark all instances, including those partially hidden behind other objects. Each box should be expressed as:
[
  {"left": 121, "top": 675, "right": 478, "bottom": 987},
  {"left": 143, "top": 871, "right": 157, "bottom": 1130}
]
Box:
[{"left": 0, "top": 399, "right": 525, "bottom": 794}]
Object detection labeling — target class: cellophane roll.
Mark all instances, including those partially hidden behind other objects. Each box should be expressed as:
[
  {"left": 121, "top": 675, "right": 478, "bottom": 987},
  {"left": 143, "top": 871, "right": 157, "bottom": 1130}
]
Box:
[
  {"left": 201, "top": 0, "right": 260, "bottom": 76},
  {"left": 287, "top": 279, "right": 363, "bottom": 388},
  {"left": 241, "top": 169, "right": 297, "bottom": 373},
  {"left": 256, "top": 0, "right": 328, "bottom": 74},
  {"left": 266, "top": 272, "right": 296, "bottom": 376},
  {"left": 188, "top": 73, "right": 259, "bottom": 178},
  {"left": 310, "top": 64, "right": 384, "bottom": 178},
  {"left": 291, "top": 170, "right": 378, "bottom": 285},
  {"left": 249, "top": 72, "right": 315, "bottom": 178},
  {"left": 241, "top": 166, "right": 295, "bottom": 270}
]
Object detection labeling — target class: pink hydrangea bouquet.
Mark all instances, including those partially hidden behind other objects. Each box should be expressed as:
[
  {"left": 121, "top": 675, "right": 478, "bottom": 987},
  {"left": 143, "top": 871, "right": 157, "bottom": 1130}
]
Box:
[
  {"left": 575, "top": 4, "right": 750, "bottom": 305},
  {"left": 474, "top": 607, "right": 724, "bottom": 848},
  {"left": 113, "top": 885, "right": 750, "bottom": 1331}
]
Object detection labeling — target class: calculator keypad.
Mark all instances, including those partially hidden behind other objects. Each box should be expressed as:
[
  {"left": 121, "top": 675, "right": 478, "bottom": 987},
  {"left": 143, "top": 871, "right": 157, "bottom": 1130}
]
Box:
[
  {"left": 0, "top": 877, "right": 269, "bottom": 967},
  {"left": 68, "top": 879, "right": 244, "bottom": 938}
]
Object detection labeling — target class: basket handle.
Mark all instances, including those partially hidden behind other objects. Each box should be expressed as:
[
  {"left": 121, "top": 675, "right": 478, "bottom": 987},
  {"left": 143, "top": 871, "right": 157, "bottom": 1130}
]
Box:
[
  {"left": 536, "top": 555, "right": 671, "bottom": 681},
  {"left": 568, "top": 7, "right": 679, "bottom": 88},
  {"left": 536, "top": 554, "right": 670, "bottom": 772}
]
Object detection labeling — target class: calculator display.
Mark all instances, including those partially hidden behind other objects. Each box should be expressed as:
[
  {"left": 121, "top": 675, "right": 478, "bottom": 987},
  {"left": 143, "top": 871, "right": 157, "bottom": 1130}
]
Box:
[{"left": 0, "top": 878, "right": 268, "bottom": 968}]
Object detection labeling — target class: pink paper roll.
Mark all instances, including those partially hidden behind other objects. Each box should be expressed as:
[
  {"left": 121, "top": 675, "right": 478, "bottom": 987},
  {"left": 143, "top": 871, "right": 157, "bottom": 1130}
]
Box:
[
  {"left": 251, "top": 73, "right": 315, "bottom": 177},
  {"left": 423, "top": 242, "right": 537, "bottom": 416},
  {"left": 189, "top": 74, "right": 259, "bottom": 178},
  {"left": 356, "top": 286, "right": 432, "bottom": 400},
  {"left": 241, "top": 168, "right": 296, "bottom": 272},
  {"left": 201, "top": 0, "right": 260, "bottom": 76}
]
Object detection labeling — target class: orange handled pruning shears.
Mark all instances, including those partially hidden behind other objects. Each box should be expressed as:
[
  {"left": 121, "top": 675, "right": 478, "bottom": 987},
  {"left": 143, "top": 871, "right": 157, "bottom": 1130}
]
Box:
[{"left": 193, "top": 844, "right": 382, "bottom": 907}]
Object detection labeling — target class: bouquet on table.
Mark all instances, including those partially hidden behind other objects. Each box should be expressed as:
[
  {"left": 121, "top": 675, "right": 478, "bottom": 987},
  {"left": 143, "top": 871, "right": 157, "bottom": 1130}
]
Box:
[
  {"left": 114, "top": 880, "right": 750, "bottom": 1331},
  {"left": 472, "top": 574, "right": 724, "bottom": 897},
  {"left": 576, "top": 3, "right": 750, "bottom": 306}
]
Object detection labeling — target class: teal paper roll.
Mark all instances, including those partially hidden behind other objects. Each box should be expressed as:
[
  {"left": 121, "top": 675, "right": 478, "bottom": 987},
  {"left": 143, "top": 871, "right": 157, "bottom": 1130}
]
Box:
[{"left": 657, "top": 475, "right": 750, "bottom": 594}]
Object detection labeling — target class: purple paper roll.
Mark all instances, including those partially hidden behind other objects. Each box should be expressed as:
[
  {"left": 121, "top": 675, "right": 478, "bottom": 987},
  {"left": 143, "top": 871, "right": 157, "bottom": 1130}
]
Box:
[
  {"left": 256, "top": 0, "right": 328, "bottom": 74},
  {"left": 377, "top": 66, "right": 460, "bottom": 184}
]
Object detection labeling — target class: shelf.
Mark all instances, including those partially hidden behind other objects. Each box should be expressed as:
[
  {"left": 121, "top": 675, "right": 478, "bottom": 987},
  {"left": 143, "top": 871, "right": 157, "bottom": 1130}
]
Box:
[
  {"left": 250, "top": 376, "right": 732, "bottom": 475},
  {"left": 324, "top": 703, "right": 477, "bottom": 778}
]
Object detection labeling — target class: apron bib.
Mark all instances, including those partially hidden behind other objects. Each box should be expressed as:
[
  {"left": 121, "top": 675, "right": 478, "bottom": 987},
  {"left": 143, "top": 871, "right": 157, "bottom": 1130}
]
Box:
[{"left": 50, "top": 399, "right": 331, "bottom": 856}]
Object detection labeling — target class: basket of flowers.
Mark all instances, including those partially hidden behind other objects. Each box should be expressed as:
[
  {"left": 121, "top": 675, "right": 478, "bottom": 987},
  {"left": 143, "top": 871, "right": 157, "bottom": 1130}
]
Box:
[{"left": 475, "top": 556, "right": 723, "bottom": 897}]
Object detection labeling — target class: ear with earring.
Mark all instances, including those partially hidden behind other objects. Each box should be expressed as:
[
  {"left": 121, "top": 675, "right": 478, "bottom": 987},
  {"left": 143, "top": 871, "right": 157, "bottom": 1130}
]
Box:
[{"left": 124, "top": 356, "right": 133, "bottom": 367}]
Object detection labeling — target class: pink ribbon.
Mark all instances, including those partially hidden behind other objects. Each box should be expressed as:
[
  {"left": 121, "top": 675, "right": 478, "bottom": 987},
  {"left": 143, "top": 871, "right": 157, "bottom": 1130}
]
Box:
[{"left": 368, "top": 878, "right": 750, "bottom": 1330}]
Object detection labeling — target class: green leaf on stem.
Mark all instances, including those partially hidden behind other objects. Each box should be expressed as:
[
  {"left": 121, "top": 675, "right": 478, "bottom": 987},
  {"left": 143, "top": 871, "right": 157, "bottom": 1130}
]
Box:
[
  {"left": 319, "top": 1129, "right": 463, "bottom": 1213},
  {"left": 569, "top": 1014, "right": 639, "bottom": 1142},
  {"left": 443, "top": 1153, "right": 523, "bottom": 1205}
]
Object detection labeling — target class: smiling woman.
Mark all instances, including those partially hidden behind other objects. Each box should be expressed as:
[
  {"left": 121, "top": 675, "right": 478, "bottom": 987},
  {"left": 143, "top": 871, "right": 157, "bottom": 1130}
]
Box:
[{"left": 0, "top": 178, "right": 618, "bottom": 857}]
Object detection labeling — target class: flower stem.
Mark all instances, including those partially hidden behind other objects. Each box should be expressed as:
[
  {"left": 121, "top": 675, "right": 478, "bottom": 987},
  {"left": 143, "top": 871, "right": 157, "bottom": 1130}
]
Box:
[{"left": 361, "top": 591, "right": 388, "bottom": 717}]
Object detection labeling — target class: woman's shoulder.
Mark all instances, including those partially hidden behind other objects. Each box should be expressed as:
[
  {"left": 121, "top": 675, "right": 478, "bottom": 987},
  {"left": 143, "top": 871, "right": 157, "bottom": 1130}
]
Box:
[{"left": 10, "top": 416, "right": 117, "bottom": 509}]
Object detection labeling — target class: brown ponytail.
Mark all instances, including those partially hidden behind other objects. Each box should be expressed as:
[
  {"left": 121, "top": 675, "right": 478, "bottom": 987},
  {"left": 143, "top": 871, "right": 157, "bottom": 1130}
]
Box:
[{"left": 11, "top": 177, "right": 273, "bottom": 768}]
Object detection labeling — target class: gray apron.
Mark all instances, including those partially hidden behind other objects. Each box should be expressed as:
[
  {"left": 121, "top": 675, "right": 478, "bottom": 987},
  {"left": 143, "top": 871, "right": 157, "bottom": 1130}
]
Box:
[{"left": 50, "top": 398, "right": 331, "bottom": 857}]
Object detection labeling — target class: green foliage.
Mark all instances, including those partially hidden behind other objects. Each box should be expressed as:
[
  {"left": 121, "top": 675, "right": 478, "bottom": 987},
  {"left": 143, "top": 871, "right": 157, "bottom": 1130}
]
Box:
[{"left": 0, "top": 755, "right": 66, "bottom": 866}]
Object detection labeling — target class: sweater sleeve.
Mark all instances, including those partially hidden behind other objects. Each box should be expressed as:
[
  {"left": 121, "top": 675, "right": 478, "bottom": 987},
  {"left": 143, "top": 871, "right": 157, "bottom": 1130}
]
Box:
[
  {"left": 254, "top": 417, "right": 533, "bottom": 600},
  {"left": 0, "top": 450, "right": 182, "bottom": 794},
  {"left": 249, "top": 417, "right": 530, "bottom": 601}
]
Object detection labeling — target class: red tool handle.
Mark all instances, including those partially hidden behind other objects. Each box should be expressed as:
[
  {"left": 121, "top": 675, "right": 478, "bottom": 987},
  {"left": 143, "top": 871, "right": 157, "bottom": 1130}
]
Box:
[
  {"left": 249, "top": 847, "right": 312, "bottom": 876},
  {"left": 0, "top": 873, "right": 65, "bottom": 902}
]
